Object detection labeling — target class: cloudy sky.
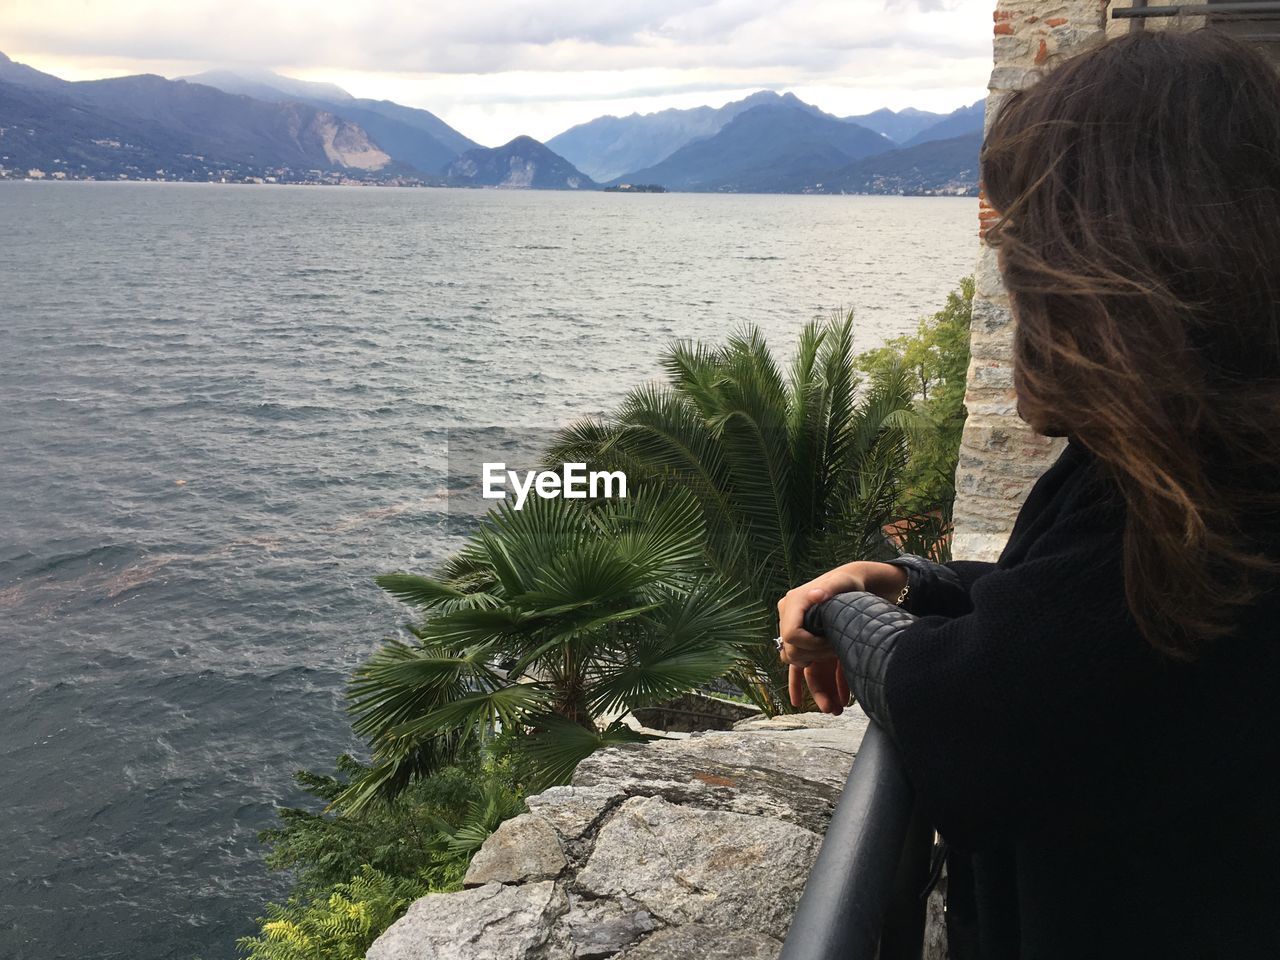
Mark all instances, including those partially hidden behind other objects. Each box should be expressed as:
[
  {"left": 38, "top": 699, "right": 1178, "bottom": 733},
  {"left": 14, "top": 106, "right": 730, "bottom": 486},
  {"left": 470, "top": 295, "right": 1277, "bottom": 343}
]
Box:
[{"left": 4, "top": 0, "right": 994, "bottom": 146}]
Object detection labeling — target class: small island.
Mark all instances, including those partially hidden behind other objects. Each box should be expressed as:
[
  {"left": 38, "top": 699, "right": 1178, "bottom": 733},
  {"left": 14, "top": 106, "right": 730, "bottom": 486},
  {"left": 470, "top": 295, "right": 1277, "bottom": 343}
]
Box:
[{"left": 604, "top": 183, "right": 667, "bottom": 193}]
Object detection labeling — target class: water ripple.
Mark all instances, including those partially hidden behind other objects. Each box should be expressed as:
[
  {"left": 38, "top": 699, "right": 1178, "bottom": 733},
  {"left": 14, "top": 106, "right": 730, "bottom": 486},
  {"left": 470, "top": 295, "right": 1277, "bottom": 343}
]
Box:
[{"left": 0, "top": 181, "right": 977, "bottom": 960}]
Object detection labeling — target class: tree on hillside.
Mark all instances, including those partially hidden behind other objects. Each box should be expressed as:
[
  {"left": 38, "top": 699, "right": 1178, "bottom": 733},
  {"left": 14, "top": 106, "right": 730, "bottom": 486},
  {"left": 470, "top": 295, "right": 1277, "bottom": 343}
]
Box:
[{"left": 856, "top": 277, "right": 973, "bottom": 520}]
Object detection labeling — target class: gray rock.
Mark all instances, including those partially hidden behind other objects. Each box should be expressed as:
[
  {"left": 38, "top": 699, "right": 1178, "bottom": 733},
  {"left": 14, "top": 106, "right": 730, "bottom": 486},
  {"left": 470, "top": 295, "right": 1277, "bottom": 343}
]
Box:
[
  {"left": 549, "top": 893, "right": 659, "bottom": 958},
  {"left": 525, "top": 784, "right": 627, "bottom": 841},
  {"left": 366, "top": 880, "right": 565, "bottom": 960},
  {"left": 989, "top": 64, "right": 1042, "bottom": 92},
  {"left": 365, "top": 712, "right": 947, "bottom": 960},
  {"left": 569, "top": 709, "right": 865, "bottom": 834},
  {"left": 616, "top": 923, "right": 781, "bottom": 960},
  {"left": 731, "top": 710, "right": 865, "bottom": 732},
  {"left": 576, "top": 795, "right": 821, "bottom": 938},
  {"left": 463, "top": 813, "right": 567, "bottom": 886}
]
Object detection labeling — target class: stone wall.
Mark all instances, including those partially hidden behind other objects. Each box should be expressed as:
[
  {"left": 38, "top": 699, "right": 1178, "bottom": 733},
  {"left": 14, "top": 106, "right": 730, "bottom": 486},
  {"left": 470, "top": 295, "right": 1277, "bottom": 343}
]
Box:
[
  {"left": 366, "top": 710, "right": 945, "bottom": 960},
  {"left": 630, "top": 691, "right": 762, "bottom": 733},
  {"left": 950, "top": 0, "right": 1113, "bottom": 560},
  {"left": 954, "top": 1, "right": 1221, "bottom": 560}
]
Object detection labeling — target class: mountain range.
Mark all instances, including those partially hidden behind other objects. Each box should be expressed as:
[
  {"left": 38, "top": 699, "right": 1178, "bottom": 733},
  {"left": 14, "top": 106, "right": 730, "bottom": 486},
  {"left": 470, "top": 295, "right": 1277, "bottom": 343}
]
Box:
[
  {"left": 0, "top": 53, "right": 401, "bottom": 181},
  {"left": 546, "top": 90, "right": 829, "bottom": 182},
  {"left": 610, "top": 98, "right": 892, "bottom": 192},
  {"left": 183, "top": 69, "right": 480, "bottom": 175},
  {"left": 0, "top": 52, "right": 982, "bottom": 194},
  {"left": 446, "top": 136, "right": 596, "bottom": 189}
]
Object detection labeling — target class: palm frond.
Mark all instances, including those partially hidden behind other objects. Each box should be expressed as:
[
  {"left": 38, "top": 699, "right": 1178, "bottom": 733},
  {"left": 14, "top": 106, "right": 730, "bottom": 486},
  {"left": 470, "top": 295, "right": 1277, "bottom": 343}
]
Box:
[
  {"left": 390, "top": 683, "right": 553, "bottom": 744},
  {"left": 375, "top": 573, "right": 469, "bottom": 609},
  {"left": 432, "top": 778, "right": 527, "bottom": 856},
  {"left": 587, "top": 576, "right": 761, "bottom": 715},
  {"left": 518, "top": 715, "right": 656, "bottom": 787},
  {"left": 347, "top": 640, "right": 503, "bottom": 744}
]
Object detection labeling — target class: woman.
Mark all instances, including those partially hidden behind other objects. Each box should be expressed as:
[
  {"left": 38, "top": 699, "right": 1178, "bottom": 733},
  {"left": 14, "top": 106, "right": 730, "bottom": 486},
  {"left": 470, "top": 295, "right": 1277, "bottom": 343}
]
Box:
[{"left": 776, "top": 28, "right": 1280, "bottom": 959}]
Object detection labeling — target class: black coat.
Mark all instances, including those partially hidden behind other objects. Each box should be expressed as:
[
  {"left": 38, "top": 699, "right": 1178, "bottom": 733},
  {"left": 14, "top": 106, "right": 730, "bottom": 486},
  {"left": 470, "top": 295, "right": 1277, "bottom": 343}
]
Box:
[{"left": 883, "top": 441, "right": 1280, "bottom": 958}]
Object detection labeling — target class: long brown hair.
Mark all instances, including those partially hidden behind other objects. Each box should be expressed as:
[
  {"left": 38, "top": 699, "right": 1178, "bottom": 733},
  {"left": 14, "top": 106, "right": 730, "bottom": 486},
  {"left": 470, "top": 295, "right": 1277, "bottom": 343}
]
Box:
[{"left": 981, "top": 28, "right": 1280, "bottom": 657}]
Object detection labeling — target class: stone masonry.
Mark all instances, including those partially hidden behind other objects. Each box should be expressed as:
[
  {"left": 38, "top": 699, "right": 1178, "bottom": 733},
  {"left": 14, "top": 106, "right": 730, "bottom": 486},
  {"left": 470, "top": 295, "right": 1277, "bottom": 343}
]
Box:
[
  {"left": 950, "top": 0, "right": 1113, "bottom": 560},
  {"left": 366, "top": 710, "right": 946, "bottom": 960},
  {"left": 953, "top": 0, "right": 1211, "bottom": 560}
]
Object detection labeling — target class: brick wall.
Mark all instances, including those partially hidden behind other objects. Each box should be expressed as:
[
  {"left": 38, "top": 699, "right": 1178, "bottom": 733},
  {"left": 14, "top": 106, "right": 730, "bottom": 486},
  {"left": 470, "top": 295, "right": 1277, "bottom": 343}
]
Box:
[
  {"left": 950, "top": 1, "right": 1113, "bottom": 560},
  {"left": 953, "top": 1, "right": 1218, "bottom": 560}
]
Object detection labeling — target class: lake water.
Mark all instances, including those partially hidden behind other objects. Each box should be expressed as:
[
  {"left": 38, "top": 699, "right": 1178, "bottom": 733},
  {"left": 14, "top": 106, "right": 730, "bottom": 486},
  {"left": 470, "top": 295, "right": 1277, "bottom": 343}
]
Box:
[{"left": 0, "top": 182, "right": 977, "bottom": 959}]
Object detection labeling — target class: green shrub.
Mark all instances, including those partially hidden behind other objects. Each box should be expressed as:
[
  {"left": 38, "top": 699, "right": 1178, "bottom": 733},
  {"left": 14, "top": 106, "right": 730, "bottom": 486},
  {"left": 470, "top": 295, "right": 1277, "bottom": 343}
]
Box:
[
  {"left": 237, "top": 867, "right": 429, "bottom": 960},
  {"left": 238, "top": 753, "right": 527, "bottom": 960},
  {"left": 856, "top": 277, "right": 973, "bottom": 522}
]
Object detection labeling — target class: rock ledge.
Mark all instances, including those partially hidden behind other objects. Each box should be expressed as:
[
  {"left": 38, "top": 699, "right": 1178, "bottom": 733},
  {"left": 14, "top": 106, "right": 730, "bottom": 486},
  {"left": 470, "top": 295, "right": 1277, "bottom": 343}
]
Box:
[{"left": 368, "top": 710, "right": 872, "bottom": 960}]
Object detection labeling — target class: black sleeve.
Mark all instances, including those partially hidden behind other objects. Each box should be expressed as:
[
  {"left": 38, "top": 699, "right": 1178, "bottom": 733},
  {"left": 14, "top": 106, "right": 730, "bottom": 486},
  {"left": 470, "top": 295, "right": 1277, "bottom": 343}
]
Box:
[
  {"left": 799, "top": 557, "right": 1002, "bottom": 739},
  {"left": 881, "top": 498, "right": 1135, "bottom": 852},
  {"left": 803, "top": 591, "right": 915, "bottom": 740},
  {"left": 885, "top": 554, "right": 996, "bottom": 618}
]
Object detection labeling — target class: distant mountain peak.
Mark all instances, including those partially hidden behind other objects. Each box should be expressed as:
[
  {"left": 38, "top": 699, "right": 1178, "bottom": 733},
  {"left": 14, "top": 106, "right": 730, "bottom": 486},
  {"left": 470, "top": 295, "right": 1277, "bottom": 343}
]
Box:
[
  {"left": 546, "top": 88, "right": 839, "bottom": 182},
  {"left": 0, "top": 50, "right": 71, "bottom": 92},
  {"left": 902, "top": 100, "right": 986, "bottom": 147},
  {"left": 183, "top": 68, "right": 353, "bottom": 103},
  {"left": 610, "top": 98, "right": 894, "bottom": 192},
  {"left": 446, "top": 136, "right": 595, "bottom": 190},
  {"left": 845, "top": 99, "right": 983, "bottom": 146},
  {"left": 178, "top": 68, "right": 478, "bottom": 174}
]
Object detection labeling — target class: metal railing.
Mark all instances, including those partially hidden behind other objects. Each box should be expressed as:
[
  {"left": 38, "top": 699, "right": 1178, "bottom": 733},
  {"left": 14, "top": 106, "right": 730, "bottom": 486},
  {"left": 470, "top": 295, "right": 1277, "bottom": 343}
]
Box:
[
  {"left": 1113, "top": 1, "right": 1280, "bottom": 15},
  {"left": 778, "top": 719, "right": 934, "bottom": 960},
  {"left": 1113, "top": 0, "right": 1280, "bottom": 37}
]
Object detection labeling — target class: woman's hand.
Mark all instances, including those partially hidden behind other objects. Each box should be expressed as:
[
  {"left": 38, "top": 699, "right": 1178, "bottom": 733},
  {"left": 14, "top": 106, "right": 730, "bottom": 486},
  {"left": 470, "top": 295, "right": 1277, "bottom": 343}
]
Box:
[
  {"left": 776, "top": 565, "right": 867, "bottom": 663},
  {"left": 777, "top": 561, "right": 909, "bottom": 713},
  {"left": 789, "top": 659, "right": 851, "bottom": 715}
]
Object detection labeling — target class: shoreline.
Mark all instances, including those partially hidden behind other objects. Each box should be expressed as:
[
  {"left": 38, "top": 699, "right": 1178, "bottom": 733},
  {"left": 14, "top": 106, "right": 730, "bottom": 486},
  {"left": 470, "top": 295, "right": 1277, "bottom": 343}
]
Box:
[{"left": 0, "top": 177, "right": 979, "bottom": 198}]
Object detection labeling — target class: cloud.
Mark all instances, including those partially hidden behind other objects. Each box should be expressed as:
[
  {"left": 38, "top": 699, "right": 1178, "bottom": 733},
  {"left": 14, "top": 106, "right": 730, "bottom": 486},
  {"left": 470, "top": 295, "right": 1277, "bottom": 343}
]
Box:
[
  {"left": 5, "top": 0, "right": 993, "bottom": 144},
  {"left": 6, "top": 0, "right": 989, "bottom": 73}
]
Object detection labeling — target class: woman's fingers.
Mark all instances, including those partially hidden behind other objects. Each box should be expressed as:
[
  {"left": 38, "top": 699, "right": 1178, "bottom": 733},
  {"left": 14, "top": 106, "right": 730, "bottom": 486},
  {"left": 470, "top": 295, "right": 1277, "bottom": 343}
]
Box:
[
  {"left": 803, "top": 660, "right": 846, "bottom": 715},
  {"left": 789, "top": 661, "right": 846, "bottom": 713},
  {"left": 788, "top": 663, "right": 805, "bottom": 708},
  {"left": 779, "top": 641, "right": 832, "bottom": 665},
  {"left": 778, "top": 585, "right": 831, "bottom": 647},
  {"left": 779, "top": 589, "right": 835, "bottom": 665},
  {"left": 786, "top": 658, "right": 850, "bottom": 714},
  {"left": 777, "top": 585, "right": 830, "bottom": 640},
  {"left": 777, "top": 568, "right": 866, "bottom": 708}
]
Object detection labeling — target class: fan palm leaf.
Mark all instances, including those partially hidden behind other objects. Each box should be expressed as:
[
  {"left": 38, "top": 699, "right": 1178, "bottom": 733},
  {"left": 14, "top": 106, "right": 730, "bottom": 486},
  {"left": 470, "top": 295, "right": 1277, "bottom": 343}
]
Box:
[
  {"left": 346, "top": 489, "right": 761, "bottom": 804},
  {"left": 549, "top": 309, "right": 951, "bottom": 712},
  {"left": 519, "top": 716, "right": 655, "bottom": 788}
]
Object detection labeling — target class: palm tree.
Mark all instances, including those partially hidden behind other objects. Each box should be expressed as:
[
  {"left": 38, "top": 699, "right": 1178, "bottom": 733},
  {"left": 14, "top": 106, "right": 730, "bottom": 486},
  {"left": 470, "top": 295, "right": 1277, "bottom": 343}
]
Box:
[
  {"left": 548, "top": 311, "right": 942, "bottom": 712},
  {"left": 340, "top": 490, "right": 763, "bottom": 811}
]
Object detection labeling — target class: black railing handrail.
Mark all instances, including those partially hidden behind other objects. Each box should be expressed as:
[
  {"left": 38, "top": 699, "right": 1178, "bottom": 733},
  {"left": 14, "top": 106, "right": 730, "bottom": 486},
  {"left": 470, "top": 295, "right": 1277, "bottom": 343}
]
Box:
[
  {"left": 779, "top": 592, "right": 936, "bottom": 959},
  {"left": 779, "top": 719, "right": 933, "bottom": 960},
  {"left": 1112, "top": 1, "right": 1280, "bottom": 17}
]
